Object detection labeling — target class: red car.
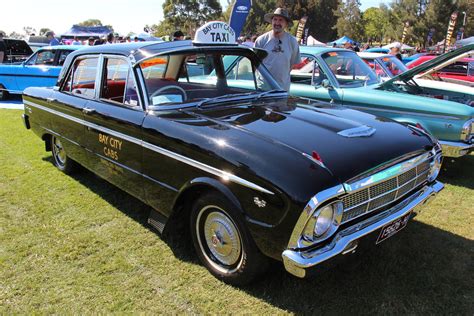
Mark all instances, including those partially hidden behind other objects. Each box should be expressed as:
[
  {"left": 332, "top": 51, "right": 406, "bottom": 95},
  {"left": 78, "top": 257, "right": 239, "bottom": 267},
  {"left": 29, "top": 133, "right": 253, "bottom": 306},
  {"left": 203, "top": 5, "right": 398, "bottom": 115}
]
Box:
[{"left": 406, "top": 55, "right": 474, "bottom": 86}]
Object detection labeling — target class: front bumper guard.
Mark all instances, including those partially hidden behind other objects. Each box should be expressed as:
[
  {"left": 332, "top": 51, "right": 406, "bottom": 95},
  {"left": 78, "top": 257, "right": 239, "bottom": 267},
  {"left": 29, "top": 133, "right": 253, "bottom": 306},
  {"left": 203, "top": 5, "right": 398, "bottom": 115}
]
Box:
[
  {"left": 439, "top": 140, "right": 473, "bottom": 158},
  {"left": 282, "top": 181, "right": 444, "bottom": 278}
]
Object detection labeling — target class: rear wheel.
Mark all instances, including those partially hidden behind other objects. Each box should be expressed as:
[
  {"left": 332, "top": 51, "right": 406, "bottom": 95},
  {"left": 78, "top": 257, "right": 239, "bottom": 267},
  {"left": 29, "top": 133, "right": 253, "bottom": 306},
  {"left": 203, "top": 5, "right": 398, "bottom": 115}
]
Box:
[
  {"left": 190, "top": 192, "right": 268, "bottom": 285},
  {"left": 51, "top": 135, "right": 77, "bottom": 174}
]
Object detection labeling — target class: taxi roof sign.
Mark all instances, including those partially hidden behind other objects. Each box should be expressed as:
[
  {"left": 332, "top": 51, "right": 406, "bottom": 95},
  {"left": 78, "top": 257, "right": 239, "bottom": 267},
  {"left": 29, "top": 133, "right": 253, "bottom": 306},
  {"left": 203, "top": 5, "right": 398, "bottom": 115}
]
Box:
[{"left": 193, "top": 21, "right": 236, "bottom": 46}]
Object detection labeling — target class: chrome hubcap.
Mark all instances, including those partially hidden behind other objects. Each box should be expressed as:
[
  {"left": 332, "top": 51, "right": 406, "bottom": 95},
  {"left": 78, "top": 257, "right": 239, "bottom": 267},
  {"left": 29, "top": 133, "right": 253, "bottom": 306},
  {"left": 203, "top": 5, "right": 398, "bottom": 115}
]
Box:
[
  {"left": 202, "top": 210, "right": 241, "bottom": 266},
  {"left": 53, "top": 137, "right": 66, "bottom": 165}
]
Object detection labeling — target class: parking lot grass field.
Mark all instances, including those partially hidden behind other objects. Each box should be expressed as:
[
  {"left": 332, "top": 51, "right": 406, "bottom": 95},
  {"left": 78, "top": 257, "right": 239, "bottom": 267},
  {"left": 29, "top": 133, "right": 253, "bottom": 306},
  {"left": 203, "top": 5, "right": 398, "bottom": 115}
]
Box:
[{"left": 1, "top": 109, "right": 473, "bottom": 314}]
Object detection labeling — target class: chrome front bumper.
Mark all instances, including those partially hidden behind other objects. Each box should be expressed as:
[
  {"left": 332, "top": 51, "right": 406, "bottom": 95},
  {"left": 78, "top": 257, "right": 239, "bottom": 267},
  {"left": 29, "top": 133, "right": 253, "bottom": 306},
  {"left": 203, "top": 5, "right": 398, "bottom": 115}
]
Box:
[
  {"left": 439, "top": 140, "right": 473, "bottom": 158},
  {"left": 282, "top": 181, "right": 444, "bottom": 278}
]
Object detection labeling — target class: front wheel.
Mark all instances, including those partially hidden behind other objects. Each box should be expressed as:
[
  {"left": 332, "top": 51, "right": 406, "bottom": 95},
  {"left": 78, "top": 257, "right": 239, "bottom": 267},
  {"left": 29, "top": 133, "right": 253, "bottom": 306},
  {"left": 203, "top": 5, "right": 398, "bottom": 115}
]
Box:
[
  {"left": 51, "top": 135, "right": 77, "bottom": 174},
  {"left": 190, "top": 192, "right": 268, "bottom": 285}
]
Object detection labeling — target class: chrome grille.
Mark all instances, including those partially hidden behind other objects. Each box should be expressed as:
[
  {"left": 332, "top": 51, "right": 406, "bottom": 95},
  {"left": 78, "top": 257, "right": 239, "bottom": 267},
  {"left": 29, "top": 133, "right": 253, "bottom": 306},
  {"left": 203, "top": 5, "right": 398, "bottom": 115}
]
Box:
[{"left": 341, "top": 159, "right": 431, "bottom": 223}]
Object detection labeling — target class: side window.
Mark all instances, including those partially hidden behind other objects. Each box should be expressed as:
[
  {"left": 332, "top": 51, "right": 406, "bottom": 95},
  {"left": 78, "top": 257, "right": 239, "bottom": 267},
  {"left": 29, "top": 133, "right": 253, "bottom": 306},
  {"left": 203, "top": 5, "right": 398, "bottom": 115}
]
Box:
[
  {"left": 374, "top": 62, "right": 387, "bottom": 78},
  {"left": 58, "top": 50, "right": 73, "bottom": 66},
  {"left": 290, "top": 56, "right": 324, "bottom": 86},
  {"left": 226, "top": 57, "right": 254, "bottom": 81},
  {"left": 62, "top": 57, "right": 98, "bottom": 98},
  {"left": 34, "top": 50, "right": 55, "bottom": 65},
  {"left": 101, "top": 58, "right": 139, "bottom": 107}
]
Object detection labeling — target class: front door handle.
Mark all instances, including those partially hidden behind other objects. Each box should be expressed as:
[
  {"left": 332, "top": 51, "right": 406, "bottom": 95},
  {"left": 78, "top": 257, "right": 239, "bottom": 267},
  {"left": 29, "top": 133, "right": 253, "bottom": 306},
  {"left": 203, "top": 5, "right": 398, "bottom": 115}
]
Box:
[{"left": 82, "top": 107, "right": 96, "bottom": 115}]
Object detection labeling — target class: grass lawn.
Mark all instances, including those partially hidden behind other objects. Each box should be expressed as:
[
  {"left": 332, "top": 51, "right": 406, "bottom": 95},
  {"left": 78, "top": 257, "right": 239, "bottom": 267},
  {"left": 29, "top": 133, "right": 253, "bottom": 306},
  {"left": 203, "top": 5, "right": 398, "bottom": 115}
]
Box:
[{"left": 1, "top": 109, "right": 473, "bottom": 314}]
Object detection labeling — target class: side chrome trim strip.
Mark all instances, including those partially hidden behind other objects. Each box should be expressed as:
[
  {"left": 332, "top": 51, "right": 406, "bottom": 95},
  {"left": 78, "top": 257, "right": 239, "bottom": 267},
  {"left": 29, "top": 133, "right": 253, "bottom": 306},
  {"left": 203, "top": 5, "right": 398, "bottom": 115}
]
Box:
[{"left": 24, "top": 100, "right": 274, "bottom": 195}]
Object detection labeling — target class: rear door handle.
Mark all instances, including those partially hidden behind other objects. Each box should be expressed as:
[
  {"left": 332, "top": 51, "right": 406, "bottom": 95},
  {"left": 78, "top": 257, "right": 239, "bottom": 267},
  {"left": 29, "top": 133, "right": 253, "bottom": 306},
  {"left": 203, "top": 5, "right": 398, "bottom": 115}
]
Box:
[{"left": 82, "top": 107, "right": 96, "bottom": 115}]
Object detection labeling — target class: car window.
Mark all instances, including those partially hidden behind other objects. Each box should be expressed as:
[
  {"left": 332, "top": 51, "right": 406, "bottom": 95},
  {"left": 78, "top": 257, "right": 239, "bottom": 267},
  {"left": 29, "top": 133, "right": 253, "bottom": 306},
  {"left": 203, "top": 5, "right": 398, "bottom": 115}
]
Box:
[
  {"left": 101, "top": 58, "right": 140, "bottom": 107},
  {"left": 33, "top": 50, "right": 55, "bottom": 65},
  {"left": 322, "top": 51, "right": 378, "bottom": 87},
  {"left": 62, "top": 57, "right": 99, "bottom": 99},
  {"left": 58, "top": 50, "right": 73, "bottom": 66},
  {"left": 381, "top": 56, "right": 407, "bottom": 76},
  {"left": 139, "top": 51, "right": 279, "bottom": 107},
  {"left": 374, "top": 61, "right": 388, "bottom": 78},
  {"left": 290, "top": 56, "right": 325, "bottom": 86}
]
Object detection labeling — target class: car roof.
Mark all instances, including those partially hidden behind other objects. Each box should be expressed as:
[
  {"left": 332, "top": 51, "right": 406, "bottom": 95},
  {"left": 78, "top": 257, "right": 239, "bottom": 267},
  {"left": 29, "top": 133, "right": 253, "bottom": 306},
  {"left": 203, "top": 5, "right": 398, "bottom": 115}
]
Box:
[
  {"left": 39, "top": 45, "right": 82, "bottom": 51},
  {"left": 65, "top": 40, "right": 255, "bottom": 64},
  {"left": 358, "top": 52, "right": 389, "bottom": 59},
  {"left": 300, "top": 46, "right": 350, "bottom": 55}
]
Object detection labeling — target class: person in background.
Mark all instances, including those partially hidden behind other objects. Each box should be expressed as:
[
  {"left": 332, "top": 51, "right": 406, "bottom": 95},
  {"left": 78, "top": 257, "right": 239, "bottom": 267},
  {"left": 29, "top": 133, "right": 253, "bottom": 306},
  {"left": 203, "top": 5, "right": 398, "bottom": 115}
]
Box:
[
  {"left": 87, "top": 37, "right": 95, "bottom": 46},
  {"left": 71, "top": 36, "right": 82, "bottom": 45},
  {"left": 173, "top": 30, "right": 184, "bottom": 41},
  {"left": 254, "top": 7, "right": 300, "bottom": 91},
  {"left": 105, "top": 33, "right": 115, "bottom": 44},
  {"left": 343, "top": 40, "right": 353, "bottom": 50},
  {"left": 390, "top": 43, "right": 402, "bottom": 61},
  {"left": 242, "top": 35, "right": 254, "bottom": 47},
  {"left": 46, "top": 31, "right": 60, "bottom": 46},
  {"left": 134, "top": 36, "right": 139, "bottom": 42}
]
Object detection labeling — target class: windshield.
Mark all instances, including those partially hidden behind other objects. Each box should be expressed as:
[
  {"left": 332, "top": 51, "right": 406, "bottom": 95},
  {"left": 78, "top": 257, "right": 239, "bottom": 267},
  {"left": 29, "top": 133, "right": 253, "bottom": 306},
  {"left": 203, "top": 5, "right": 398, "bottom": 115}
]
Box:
[
  {"left": 321, "top": 51, "right": 378, "bottom": 87},
  {"left": 138, "top": 49, "right": 281, "bottom": 107},
  {"left": 379, "top": 56, "right": 408, "bottom": 78}
]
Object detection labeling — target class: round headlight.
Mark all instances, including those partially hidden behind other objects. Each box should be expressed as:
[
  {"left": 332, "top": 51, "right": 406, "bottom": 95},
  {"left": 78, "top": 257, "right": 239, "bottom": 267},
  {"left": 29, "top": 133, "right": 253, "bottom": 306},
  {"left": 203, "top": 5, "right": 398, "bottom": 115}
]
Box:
[
  {"left": 314, "top": 205, "right": 334, "bottom": 237},
  {"left": 428, "top": 153, "right": 442, "bottom": 182}
]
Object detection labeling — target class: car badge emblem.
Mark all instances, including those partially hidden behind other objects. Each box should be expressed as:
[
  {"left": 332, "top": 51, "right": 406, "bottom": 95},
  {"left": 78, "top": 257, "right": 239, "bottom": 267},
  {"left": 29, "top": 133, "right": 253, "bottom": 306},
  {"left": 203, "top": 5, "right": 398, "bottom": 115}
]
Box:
[
  {"left": 337, "top": 125, "right": 376, "bottom": 138},
  {"left": 254, "top": 197, "right": 266, "bottom": 208}
]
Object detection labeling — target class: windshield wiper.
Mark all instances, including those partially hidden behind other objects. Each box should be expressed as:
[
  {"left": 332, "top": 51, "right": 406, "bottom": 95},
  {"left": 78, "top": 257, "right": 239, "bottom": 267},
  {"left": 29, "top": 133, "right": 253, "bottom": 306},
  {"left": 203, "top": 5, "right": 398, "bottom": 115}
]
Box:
[
  {"left": 196, "top": 92, "right": 255, "bottom": 108},
  {"left": 254, "top": 89, "right": 287, "bottom": 100}
]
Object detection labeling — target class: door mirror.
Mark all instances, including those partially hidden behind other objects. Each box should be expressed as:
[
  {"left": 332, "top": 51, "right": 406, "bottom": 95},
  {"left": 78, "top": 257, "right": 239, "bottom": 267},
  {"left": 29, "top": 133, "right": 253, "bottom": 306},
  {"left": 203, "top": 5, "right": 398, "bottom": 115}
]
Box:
[{"left": 321, "top": 79, "right": 333, "bottom": 90}]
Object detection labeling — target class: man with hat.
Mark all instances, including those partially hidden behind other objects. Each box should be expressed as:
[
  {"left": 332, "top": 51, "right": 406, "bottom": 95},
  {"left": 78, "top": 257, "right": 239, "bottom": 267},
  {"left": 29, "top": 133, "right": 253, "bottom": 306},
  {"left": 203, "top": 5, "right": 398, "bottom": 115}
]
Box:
[
  {"left": 46, "top": 31, "right": 60, "bottom": 46},
  {"left": 255, "top": 7, "right": 300, "bottom": 91}
]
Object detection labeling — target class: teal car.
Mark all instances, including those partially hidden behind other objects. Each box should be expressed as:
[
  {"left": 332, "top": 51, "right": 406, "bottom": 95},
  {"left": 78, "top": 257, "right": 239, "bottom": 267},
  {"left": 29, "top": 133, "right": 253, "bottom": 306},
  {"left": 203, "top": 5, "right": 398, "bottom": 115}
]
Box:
[{"left": 288, "top": 45, "right": 474, "bottom": 157}]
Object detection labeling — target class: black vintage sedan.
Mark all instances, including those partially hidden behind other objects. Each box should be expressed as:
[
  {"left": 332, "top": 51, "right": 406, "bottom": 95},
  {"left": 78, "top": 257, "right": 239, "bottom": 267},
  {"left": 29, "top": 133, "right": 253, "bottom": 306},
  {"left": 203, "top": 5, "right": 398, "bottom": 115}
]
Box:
[{"left": 22, "top": 24, "right": 444, "bottom": 285}]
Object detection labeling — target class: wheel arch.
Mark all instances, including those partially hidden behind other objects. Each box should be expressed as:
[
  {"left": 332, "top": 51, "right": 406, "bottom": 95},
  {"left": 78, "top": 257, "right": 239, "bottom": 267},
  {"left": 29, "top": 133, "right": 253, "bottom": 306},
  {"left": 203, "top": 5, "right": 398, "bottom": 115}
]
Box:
[{"left": 163, "top": 177, "right": 243, "bottom": 236}]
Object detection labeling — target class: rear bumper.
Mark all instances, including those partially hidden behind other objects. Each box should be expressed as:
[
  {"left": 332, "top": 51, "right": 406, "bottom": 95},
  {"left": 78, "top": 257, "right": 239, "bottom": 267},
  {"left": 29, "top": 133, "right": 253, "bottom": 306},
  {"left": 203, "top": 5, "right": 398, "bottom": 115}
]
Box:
[
  {"left": 439, "top": 140, "right": 473, "bottom": 158},
  {"left": 282, "top": 181, "right": 444, "bottom": 278}
]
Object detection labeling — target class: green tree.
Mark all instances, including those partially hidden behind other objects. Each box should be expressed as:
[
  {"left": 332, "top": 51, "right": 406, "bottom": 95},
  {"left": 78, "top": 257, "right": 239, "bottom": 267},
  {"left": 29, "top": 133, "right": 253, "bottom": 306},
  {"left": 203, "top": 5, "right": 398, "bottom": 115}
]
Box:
[
  {"left": 39, "top": 28, "right": 52, "bottom": 36},
  {"left": 162, "top": 0, "right": 222, "bottom": 36},
  {"left": 23, "top": 26, "right": 36, "bottom": 36},
  {"left": 333, "top": 0, "right": 364, "bottom": 40},
  {"left": 362, "top": 7, "right": 389, "bottom": 43}
]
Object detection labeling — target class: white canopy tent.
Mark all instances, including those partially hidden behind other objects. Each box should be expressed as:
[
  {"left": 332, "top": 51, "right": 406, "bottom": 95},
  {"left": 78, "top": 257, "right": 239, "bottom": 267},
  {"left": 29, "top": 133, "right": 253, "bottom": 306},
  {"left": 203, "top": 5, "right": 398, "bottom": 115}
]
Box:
[{"left": 306, "top": 35, "right": 326, "bottom": 46}]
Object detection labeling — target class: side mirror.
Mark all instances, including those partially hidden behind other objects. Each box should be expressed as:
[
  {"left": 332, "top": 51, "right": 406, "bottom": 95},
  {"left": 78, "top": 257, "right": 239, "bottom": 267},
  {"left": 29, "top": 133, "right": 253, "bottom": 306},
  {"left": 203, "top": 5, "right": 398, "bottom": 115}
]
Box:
[{"left": 321, "top": 79, "right": 333, "bottom": 90}]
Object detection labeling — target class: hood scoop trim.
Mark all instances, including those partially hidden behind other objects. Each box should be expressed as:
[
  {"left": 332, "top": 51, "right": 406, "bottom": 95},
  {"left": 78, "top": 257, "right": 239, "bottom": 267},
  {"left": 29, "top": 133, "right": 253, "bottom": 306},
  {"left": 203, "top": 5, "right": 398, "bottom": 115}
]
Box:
[{"left": 337, "top": 125, "right": 376, "bottom": 138}]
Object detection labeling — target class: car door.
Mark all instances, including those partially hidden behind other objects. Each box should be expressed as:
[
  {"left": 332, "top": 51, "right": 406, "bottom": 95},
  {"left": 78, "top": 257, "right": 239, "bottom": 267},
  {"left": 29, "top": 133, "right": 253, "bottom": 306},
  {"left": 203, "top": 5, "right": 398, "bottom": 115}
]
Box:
[
  {"left": 82, "top": 55, "right": 146, "bottom": 200},
  {"left": 15, "top": 49, "right": 60, "bottom": 90},
  {"left": 289, "top": 54, "right": 343, "bottom": 103},
  {"left": 47, "top": 56, "right": 99, "bottom": 164}
]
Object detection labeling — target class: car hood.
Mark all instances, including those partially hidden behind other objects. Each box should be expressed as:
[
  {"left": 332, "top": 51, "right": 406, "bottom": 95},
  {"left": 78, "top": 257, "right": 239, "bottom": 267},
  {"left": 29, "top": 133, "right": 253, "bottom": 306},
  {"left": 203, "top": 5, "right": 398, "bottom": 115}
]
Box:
[
  {"left": 181, "top": 97, "right": 434, "bottom": 185},
  {"left": 381, "top": 43, "right": 474, "bottom": 87}
]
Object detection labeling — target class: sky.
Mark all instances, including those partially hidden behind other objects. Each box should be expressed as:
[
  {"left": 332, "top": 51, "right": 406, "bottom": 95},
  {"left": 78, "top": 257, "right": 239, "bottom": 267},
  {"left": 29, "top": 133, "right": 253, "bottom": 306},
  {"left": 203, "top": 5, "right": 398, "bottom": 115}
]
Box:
[{"left": 1, "top": 0, "right": 391, "bottom": 36}]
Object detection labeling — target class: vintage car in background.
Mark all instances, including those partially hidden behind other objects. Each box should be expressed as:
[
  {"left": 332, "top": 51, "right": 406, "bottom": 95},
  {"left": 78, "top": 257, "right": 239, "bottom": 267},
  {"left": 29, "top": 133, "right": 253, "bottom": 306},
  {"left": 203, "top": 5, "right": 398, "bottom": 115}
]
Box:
[
  {"left": 0, "top": 38, "right": 33, "bottom": 64},
  {"left": 359, "top": 52, "right": 473, "bottom": 101},
  {"left": 406, "top": 51, "right": 474, "bottom": 86},
  {"left": 0, "top": 46, "right": 80, "bottom": 100},
  {"left": 23, "top": 22, "right": 444, "bottom": 284},
  {"left": 289, "top": 45, "right": 474, "bottom": 157}
]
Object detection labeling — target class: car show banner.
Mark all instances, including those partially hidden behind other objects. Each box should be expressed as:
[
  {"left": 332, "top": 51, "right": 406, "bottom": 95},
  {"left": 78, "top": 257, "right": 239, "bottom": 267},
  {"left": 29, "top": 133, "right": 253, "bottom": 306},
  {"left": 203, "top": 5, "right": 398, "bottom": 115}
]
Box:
[
  {"left": 295, "top": 16, "right": 308, "bottom": 45},
  {"left": 445, "top": 11, "right": 458, "bottom": 49},
  {"left": 401, "top": 22, "right": 409, "bottom": 44},
  {"left": 229, "top": 0, "right": 252, "bottom": 38}
]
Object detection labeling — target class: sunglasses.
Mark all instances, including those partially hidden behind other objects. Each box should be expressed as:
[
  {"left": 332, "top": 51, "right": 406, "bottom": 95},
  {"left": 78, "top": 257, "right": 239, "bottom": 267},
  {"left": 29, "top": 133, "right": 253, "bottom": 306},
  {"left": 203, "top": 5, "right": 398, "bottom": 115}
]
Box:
[{"left": 272, "top": 39, "right": 284, "bottom": 53}]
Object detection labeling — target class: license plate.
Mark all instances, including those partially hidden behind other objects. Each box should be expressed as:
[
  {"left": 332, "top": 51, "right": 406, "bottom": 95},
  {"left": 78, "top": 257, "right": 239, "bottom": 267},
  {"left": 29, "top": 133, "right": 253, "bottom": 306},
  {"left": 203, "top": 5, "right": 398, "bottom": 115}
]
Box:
[{"left": 376, "top": 212, "right": 412, "bottom": 244}]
